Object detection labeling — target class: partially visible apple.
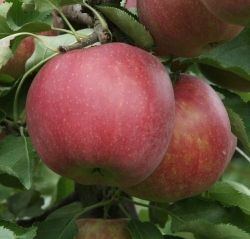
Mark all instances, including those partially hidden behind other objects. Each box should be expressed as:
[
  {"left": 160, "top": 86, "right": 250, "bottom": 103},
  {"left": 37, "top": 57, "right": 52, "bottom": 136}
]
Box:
[
  {"left": 0, "top": 7, "right": 58, "bottom": 79},
  {"left": 122, "top": 74, "right": 233, "bottom": 202},
  {"left": 200, "top": 0, "right": 250, "bottom": 27},
  {"left": 137, "top": 0, "right": 244, "bottom": 57},
  {"left": 75, "top": 218, "right": 131, "bottom": 239},
  {"left": 26, "top": 43, "right": 175, "bottom": 188},
  {"left": 198, "top": 63, "right": 250, "bottom": 92}
]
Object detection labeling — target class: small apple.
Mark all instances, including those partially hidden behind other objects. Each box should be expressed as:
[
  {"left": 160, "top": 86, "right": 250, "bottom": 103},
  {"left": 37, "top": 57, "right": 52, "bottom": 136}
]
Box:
[
  {"left": 122, "top": 74, "right": 234, "bottom": 202},
  {"left": 75, "top": 218, "right": 131, "bottom": 239},
  {"left": 137, "top": 0, "right": 244, "bottom": 57},
  {"left": 26, "top": 43, "right": 175, "bottom": 188},
  {"left": 200, "top": 0, "right": 250, "bottom": 27},
  {"left": 198, "top": 63, "right": 250, "bottom": 92}
]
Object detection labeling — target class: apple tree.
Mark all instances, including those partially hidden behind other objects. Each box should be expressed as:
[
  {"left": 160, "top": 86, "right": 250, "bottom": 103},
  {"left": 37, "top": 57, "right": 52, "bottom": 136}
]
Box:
[{"left": 1, "top": 0, "right": 250, "bottom": 238}]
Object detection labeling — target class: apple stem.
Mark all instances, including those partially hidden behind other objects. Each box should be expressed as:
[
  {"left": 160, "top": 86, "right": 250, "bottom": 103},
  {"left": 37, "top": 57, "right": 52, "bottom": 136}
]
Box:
[
  {"left": 73, "top": 198, "right": 114, "bottom": 220},
  {"left": 118, "top": 203, "right": 132, "bottom": 219},
  {"left": 82, "top": 0, "right": 109, "bottom": 32},
  {"left": 236, "top": 146, "right": 250, "bottom": 163},
  {"left": 54, "top": 6, "right": 82, "bottom": 43}
]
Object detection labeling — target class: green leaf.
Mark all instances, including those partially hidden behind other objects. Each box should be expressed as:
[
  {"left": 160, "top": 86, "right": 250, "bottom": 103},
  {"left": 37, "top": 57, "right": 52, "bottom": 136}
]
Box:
[
  {"left": 7, "top": 190, "right": 44, "bottom": 218},
  {"left": 127, "top": 219, "right": 164, "bottom": 239},
  {"left": 96, "top": 4, "right": 154, "bottom": 48},
  {"left": 213, "top": 86, "right": 250, "bottom": 154},
  {"left": 181, "top": 28, "right": 250, "bottom": 81},
  {"left": 168, "top": 197, "right": 250, "bottom": 234},
  {"left": 55, "top": 177, "right": 74, "bottom": 203},
  {"left": 0, "top": 219, "right": 37, "bottom": 239},
  {"left": 0, "top": 173, "right": 24, "bottom": 189},
  {"left": 7, "top": 0, "right": 53, "bottom": 32},
  {"left": 35, "top": 217, "right": 78, "bottom": 239},
  {"left": 176, "top": 220, "right": 250, "bottom": 239},
  {"left": 0, "top": 109, "right": 6, "bottom": 123},
  {"left": 0, "top": 135, "right": 37, "bottom": 190},
  {"left": 208, "top": 181, "right": 250, "bottom": 215}
]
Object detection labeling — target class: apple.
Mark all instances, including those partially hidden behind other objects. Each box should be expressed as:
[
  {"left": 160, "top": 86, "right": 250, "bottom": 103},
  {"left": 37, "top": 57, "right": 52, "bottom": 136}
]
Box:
[
  {"left": 122, "top": 74, "right": 234, "bottom": 202},
  {"left": 200, "top": 0, "right": 250, "bottom": 27},
  {"left": 198, "top": 63, "right": 250, "bottom": 92},
  {"left": 0, "top": 6, "right": 58, "bottom": 79},
  {"left": 75, "top": 218, "right": 131, "bottom": 239},
  {"left": 137, "top": 0, "right": 244, "bottom": 58},
  {"left": 26, "top": 43, "right": 175, "bottom": 188}
]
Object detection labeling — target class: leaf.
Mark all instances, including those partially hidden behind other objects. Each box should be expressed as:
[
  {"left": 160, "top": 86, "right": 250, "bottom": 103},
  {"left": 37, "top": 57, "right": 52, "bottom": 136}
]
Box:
[
  {"left": 213, "top": 86, "right": 250, "bottom": 154},
  {"left": 180, "top": 28, "right": 250, "bottom": 81},
  {"left": 26, "top": 28, "right": 94, "bottom": 72},
  {"left": 96, "top": 4, "right": 154, "bottom": 48},
  {"left": 208, "top": 181, "right": 250, "bottom": 215},
  {"left": 176, "top": 220, "right": 250, "bottom": 239},
  {"left": 7, "top": 190, "right": 44, "bottom": 219},
  {"left": 6, "top": 0, "right": 53, "bottom": 32},
  {"left": 168, "top": 197, "right": 250, "bottom": 234},
  {"left": 0, "top": 110, "right": 6, "bottom": 123},
  {"left": 35, "top": 218, "right": 78, "bottom": 239},
  {"left": 0, "top": 219, "right": 37, "bottom": 239},
  {"left": 0, "top": 135, "right": 37, "bottom": 189},
  {"left": 127, "top": 219, "right": 164, "bottom": 239},
  {"left": 55, "top": 177, "right": 74, "bottom": 202}
]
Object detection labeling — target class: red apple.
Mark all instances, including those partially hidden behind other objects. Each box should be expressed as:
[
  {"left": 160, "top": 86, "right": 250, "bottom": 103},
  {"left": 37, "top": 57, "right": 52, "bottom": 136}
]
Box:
[
  {"left": 200, "top": 0, "right": 250, "bottom": 27},
  {"left": 198, "top": 63, "right": 250, "bottom": 92},
  {"left": 26, "top": 43, "right": 175, "bottom": 188},
  {"left": 137, "top": 0, "right": 244, "bottom": 57},
  {"left": 122, "top": 74, "right": 233, "bottom": 202},
  {"left": 75, "top": 218, "right": 131, "bottom": 239}
]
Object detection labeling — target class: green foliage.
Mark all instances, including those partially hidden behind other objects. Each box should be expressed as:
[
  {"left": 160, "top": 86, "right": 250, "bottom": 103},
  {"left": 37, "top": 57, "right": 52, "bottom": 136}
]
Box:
[{"left": 96, "top": 4, "right": 154, "bottom": 48}]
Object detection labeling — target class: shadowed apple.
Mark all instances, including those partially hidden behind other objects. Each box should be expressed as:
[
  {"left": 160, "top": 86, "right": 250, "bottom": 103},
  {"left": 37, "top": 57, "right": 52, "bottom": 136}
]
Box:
[
  {"left": 137, "top": 0, "right": 243, "bottom": 57},
  {"left": 26, "top": 43, "right": 175, "bottom": 188},
  {"left": 122, "top": 74, "right": 234, "bottom": 202},
  {"left": 75, "top": 218, "right": 131, "bottom": 239},
  {"left": 200, "top": 0, "right": 250, "bottom": 27}
]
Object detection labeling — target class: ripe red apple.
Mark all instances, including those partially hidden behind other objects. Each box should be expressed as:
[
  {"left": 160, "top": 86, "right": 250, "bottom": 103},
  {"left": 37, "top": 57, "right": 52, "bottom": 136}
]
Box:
[
  {"left": 122, "top": 74, "right": 234, "bottom": 202},
  {"left": 75, "top": 218, "right": 131, "bottom": 239},
  {"left": 26, "top": 43, "right": 175, "bottom": 188},
  {"left": 200, "top": 0, "right": 250, "bottom": 27},
  {"left": 198, "top": 63, "right": 250, "bottom": 92},
  {"left": 137, "top": 0, "right": 244, "bottom": 57}
]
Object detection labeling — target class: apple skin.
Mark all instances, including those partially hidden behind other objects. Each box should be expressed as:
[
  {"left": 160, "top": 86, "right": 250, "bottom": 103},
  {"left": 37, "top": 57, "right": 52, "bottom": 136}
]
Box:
[
  {"left": 200, "top": 0, "right": 250, "bottom": 27},
  {"left": 26, "top": 43, "right": 175, "bottom": 188},
  {"left": 122, "top": 74, "right": 234, "bottom": 202},
  {"left": 198, "top": 63, "right": 250, "bottom": 92},
  {"left": 137, "top": 0, "right": 244, "bottom": 58},
  {"left": 75, "top": 218, "right": 131, "bottom": 239}
]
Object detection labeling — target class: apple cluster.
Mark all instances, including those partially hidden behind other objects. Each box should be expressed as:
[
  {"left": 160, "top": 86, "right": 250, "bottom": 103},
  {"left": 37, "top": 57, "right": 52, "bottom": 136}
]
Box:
[{"left": 25, "top": 41, "right": 236, "bottom": 204}]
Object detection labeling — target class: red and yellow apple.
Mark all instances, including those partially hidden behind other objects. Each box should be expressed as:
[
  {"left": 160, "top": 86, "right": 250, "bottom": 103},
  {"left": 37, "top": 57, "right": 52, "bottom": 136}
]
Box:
[
  {"left": 26, "top": 43, "right": 175, "bottom": 188},
  {"left": 75, "top": 218, "right": 131, "bottom": 239},
  {"left": 137, "top": 0, "right": 244, "bottom": 57},
  {"left": 122, "top": 74, "right": 234, "bottom": 202},
  {"left": 198, "top": 63, "right": 250, "bottom": 92},
  {"left": 200, "top": 0, "right": 250, "bottom": 27}
]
